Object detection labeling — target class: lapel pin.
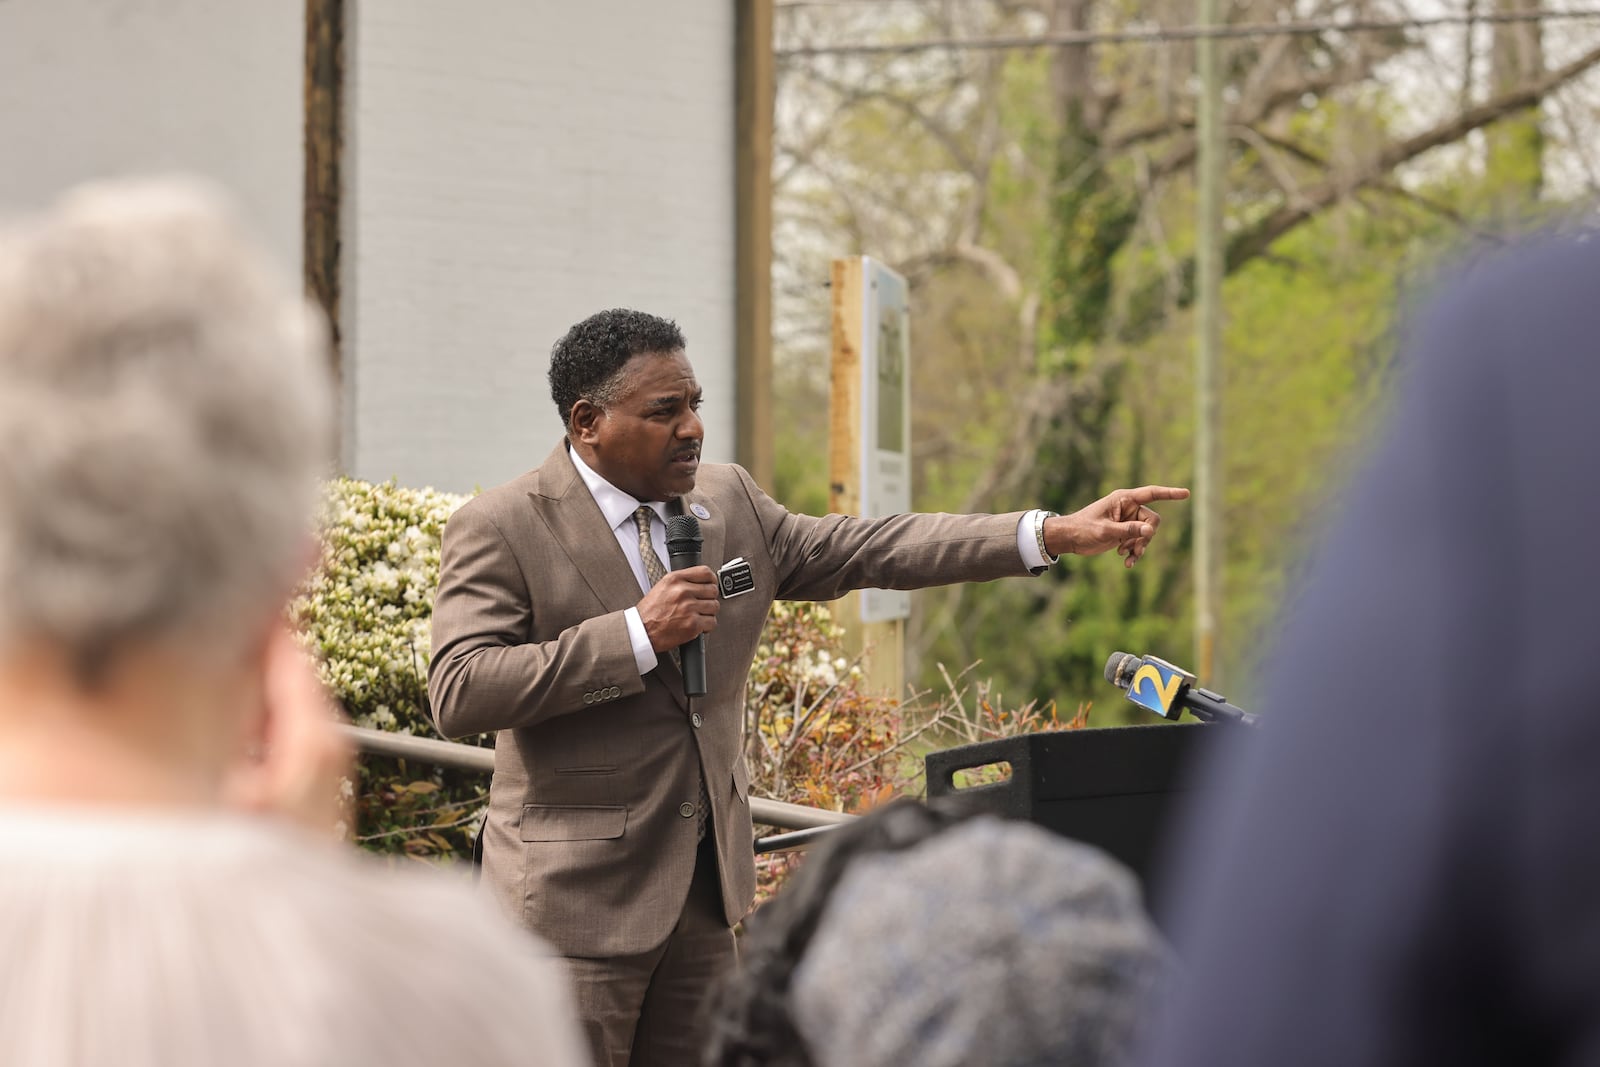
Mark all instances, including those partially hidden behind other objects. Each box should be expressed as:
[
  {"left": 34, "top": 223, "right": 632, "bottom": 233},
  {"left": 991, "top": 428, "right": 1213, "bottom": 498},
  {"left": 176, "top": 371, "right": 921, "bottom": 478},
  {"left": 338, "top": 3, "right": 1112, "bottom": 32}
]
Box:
[{"left": 690, "top": 503, "right": 710, "bottom": 520}]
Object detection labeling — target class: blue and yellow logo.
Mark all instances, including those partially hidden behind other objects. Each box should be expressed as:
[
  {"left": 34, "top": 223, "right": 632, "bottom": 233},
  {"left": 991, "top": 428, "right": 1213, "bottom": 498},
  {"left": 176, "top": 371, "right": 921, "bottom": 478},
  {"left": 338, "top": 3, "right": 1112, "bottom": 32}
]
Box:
[{"left": 1124, "top": 657, "right": 1196, "bottom": 720}]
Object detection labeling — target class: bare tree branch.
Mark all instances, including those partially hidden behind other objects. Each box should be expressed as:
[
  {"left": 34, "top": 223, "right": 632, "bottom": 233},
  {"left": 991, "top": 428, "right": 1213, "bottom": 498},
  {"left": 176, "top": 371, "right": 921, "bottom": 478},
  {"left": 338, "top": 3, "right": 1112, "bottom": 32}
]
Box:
[
  {"left": 1244, "top": 125, "right": 1493, "bottom": 235},
  {"left": 953, "top": 50, "right": 1009, "bottom": 245},
  {"left": 1225, "top": 39, "right": 1600, "bottom": 268},
  {"left": 1109, "top": 66, "right": 1363, "bottom": 151},
  {"left": 898, "top": 242, "right": 1026, "bottom": 302},
  {"left": 800, "top": 66, "right": 981, "bottom": 175},
  {"left": 1234, "top": 125, "right": 1317, "bottom": 209}
]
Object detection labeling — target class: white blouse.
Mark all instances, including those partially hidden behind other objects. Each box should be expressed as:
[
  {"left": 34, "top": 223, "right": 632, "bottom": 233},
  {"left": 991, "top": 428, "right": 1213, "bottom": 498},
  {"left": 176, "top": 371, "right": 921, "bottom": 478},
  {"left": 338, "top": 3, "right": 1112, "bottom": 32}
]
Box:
[{"left": 0, "top": 808, "right": 589, "bottom": 1066}]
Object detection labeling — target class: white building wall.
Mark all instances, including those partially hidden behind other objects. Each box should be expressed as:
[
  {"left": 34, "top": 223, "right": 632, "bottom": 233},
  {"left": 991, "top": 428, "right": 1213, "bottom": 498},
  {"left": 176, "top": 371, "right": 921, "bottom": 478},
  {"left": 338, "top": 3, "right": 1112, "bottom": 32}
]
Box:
[
  {"left": 344, "top": 1, "right": 737, "bottom": 493},
  {"left": 0, "top": 0, "right": 304, "bottom": 272}
]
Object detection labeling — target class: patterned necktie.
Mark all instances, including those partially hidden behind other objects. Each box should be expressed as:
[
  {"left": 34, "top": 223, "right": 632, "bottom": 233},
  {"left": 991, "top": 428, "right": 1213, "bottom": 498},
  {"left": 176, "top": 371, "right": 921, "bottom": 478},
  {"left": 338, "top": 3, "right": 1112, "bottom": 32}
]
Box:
[
  {"left": 633, "top": 504, "right": 709, "bottom": 839},
  {"left": 634, "top": 505, "right": 667, "bottom": 588}
]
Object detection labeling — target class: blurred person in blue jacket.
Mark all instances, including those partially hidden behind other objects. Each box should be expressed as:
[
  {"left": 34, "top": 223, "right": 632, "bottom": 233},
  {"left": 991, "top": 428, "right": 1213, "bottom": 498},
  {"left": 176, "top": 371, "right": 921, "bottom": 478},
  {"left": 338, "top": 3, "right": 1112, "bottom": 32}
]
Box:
[{"left": 1139, "top": 232, "right": 1600, "bottom": 1067}]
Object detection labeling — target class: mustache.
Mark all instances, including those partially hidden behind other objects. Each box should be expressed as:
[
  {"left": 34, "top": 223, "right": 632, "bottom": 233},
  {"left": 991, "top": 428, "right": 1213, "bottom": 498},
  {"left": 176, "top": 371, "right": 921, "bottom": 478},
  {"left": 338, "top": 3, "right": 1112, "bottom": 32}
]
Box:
[{"left": 671, "top": 445, "right": 701, "bottom": 461}]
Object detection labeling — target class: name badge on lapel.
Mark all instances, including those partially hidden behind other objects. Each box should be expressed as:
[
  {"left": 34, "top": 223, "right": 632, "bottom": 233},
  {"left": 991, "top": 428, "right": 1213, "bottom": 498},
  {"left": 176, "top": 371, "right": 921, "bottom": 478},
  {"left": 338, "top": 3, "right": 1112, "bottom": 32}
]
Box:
[{"left": 717, "top": 557, "right": 756, "bottom": 599}]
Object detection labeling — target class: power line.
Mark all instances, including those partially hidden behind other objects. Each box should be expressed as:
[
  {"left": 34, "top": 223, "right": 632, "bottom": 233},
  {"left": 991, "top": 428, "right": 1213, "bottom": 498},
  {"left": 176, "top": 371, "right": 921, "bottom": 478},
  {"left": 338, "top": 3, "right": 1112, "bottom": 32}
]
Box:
[{"left": 776, "top": 8, "right": 1600, "bottom": 56}]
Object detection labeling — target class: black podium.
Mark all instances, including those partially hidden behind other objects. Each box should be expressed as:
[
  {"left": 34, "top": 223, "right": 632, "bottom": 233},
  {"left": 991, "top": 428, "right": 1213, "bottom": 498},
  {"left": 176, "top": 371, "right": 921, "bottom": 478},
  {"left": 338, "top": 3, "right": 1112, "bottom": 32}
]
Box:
[{"left": 925, "top": 723, "right": 1232, "bottom": 901}]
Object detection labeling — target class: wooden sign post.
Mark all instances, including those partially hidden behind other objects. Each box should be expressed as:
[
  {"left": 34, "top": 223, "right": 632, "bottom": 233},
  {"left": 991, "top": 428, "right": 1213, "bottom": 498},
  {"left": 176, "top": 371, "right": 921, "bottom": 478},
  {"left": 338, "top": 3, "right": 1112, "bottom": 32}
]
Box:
[{"left": 829, "top": 256, "right": 910, "bottom": 698}]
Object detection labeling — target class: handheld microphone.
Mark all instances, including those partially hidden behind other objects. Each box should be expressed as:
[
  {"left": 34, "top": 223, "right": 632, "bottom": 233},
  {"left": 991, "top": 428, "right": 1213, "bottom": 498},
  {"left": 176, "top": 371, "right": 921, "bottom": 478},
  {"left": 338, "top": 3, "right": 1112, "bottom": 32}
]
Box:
[
  {"left": 1103, "top": 650, "right": 1256, "bottom": 726},
  {"left": 665, "top": 513, "right": 708, "bottom": 697}
]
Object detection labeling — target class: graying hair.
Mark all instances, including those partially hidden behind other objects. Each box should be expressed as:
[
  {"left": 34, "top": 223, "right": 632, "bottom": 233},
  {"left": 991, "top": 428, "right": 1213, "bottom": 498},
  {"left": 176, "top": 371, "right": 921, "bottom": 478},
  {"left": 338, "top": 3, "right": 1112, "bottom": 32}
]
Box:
[{"left": 0, "top": 177, "right": 333, "bottom": 682}]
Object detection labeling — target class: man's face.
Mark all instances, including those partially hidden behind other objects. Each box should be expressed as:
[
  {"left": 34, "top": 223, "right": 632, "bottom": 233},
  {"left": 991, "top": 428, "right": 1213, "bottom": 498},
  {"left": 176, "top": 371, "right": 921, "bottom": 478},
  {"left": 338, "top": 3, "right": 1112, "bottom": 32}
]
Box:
[{"left": 577, "top": 350, "right": 703, "bottom": 502}]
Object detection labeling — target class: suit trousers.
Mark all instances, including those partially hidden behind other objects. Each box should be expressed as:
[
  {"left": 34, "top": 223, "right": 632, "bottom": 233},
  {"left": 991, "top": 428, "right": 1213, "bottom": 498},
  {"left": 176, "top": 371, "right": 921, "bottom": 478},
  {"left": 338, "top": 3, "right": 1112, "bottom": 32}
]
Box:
[{"left": 564, "top": 833, "right": 737, "bottom": 1067}]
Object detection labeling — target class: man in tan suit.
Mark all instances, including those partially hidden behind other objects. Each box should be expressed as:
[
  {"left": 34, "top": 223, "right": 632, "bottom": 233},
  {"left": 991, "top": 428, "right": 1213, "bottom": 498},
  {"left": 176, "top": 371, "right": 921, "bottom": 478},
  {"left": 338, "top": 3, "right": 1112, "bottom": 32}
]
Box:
[{"left": 429, "top": 308, "right": 1187, "bottom": 1067}]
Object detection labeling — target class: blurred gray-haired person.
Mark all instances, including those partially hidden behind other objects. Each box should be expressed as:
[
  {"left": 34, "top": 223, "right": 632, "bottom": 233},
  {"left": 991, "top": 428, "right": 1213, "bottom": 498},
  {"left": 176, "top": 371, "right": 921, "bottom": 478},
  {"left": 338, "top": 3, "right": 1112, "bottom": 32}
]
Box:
[{"left": 0, "top": 178, "right": 588, "bottom": 1067}]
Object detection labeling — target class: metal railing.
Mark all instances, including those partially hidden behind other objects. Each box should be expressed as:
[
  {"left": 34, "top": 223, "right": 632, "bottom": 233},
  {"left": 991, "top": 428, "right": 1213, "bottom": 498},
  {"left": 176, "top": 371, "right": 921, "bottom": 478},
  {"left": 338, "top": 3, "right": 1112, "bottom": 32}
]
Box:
[{"left": 342, "top": 725, "right": 854, "bottom": 849}]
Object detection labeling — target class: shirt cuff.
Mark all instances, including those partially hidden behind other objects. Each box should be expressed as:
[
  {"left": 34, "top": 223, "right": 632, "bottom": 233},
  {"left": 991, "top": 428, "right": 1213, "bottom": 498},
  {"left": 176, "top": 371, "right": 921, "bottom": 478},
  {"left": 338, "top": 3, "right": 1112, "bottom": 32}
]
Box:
[
  {"left": 624, "top": 607, "right": 658, "bottom": 675},
  {"left": 1018, "top": 510, "right": 1053, "bottom": 571}
]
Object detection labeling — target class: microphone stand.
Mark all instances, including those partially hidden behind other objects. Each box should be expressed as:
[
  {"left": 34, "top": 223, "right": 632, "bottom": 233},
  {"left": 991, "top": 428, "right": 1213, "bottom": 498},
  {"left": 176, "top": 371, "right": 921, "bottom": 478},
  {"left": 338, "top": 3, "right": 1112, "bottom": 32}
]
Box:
[{"left": 1178, "top": 685, "right": 1258, "bottom": 727}]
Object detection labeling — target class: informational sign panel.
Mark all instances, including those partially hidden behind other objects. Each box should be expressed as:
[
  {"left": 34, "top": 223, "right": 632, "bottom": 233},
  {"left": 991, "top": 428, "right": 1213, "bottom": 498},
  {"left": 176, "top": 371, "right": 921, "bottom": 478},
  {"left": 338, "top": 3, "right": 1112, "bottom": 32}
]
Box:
[{"left": 858, "top": 258, "right": 911, "bottom": 623}]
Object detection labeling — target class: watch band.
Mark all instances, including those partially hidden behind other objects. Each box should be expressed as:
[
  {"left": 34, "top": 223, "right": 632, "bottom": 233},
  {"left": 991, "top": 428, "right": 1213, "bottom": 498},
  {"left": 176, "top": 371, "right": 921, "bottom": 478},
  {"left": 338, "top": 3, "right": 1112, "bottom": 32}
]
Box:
[{"left": 1035, "top": 510, "right": 1060, "bottom": 565}]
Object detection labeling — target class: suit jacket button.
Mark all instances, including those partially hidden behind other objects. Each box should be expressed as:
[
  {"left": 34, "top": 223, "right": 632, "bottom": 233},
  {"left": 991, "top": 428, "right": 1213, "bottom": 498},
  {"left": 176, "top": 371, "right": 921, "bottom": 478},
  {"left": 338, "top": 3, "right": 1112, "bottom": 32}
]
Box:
[
  {"left": 691, "top": 712, "right": 703, "bottom": 728},
  {"left": 678, "top": 802, "right": 696, "bottom": 818},
  {"left": 583, "top": 692, "right": 593, "bottom": 704},
  {"left": 609, "top": 686, "right": 620, "bottom": 698}
]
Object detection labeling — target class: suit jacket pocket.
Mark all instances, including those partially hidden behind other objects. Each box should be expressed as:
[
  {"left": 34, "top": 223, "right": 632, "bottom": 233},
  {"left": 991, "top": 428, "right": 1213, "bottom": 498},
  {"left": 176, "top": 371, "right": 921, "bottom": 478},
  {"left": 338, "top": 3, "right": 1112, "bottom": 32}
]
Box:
[
  {"left": 731, "top": 758, "right": 750, "bottom": 803},
  {"left": 519, "top": 804, "right": 627, "bottom": 842}
]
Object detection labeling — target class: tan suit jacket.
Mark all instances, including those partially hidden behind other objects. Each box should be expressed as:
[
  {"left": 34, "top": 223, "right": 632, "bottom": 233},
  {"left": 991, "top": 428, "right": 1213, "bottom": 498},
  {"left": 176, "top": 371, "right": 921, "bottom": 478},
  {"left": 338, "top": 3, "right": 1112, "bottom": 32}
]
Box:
[{"left": 428, "top": 442, "right": 1032, "bottom": 958}]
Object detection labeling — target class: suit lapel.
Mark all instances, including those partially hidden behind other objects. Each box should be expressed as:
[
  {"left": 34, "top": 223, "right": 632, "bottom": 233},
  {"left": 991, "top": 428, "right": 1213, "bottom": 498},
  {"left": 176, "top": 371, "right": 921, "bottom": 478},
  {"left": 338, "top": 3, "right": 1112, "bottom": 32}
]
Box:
[
  {"left": 532, "top": 442, "right": 700, "bottom": 712},
  {"left": 674, "top": 491, "right": 726, "bottom": 575},
  {"left": 530, "top": 443, "right": 644, "bottom": 619}
]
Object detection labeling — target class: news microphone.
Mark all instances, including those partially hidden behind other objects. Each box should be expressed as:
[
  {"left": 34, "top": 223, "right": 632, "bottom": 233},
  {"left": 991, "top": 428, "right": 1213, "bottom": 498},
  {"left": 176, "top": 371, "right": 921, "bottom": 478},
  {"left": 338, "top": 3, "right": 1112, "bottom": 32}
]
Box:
[
  {"left": 665, "top": 513, "right": 708, "bottom": 697},
  {"left": 1103, "top": 650, "right": 1257, "bottom": 726}
]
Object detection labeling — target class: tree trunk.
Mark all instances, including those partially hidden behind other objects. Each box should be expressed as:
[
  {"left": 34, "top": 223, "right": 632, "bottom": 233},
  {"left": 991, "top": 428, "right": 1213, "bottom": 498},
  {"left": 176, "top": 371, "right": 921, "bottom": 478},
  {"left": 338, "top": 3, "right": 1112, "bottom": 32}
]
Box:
[{"left": 1487, "top": 0, "right": 1545, "bottom": 217}]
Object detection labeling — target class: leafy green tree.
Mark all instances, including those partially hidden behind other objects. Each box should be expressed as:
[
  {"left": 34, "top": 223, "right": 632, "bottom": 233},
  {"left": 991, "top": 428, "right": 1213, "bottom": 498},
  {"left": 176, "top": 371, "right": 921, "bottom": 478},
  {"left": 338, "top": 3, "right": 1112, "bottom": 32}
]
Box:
[{"left": 770, "top": 0, "right": 1598, "bottom": 714}]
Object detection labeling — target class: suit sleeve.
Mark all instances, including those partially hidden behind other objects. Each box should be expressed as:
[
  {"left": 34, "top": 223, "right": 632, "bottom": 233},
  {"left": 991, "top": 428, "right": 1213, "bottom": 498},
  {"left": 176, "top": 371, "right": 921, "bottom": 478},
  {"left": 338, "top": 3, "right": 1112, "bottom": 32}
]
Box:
[
  {"left": 730, "top": 466, "right": 1035, "bottom": 601},
  {"left": 426, "top": 501, "right": 646, "bottom": 738}
]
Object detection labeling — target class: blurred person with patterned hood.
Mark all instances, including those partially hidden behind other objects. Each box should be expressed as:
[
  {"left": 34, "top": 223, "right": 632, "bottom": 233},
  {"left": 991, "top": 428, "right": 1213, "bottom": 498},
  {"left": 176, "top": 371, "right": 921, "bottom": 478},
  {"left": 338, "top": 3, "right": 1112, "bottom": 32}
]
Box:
[{"left": 703, "top": 800, "right": 1171, "bottom": 1067}]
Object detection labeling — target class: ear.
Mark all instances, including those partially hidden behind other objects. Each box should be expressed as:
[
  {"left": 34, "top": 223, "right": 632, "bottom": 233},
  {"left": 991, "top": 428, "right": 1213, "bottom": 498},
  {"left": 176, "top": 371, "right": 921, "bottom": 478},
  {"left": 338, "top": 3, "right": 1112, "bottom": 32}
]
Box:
[
  {"left": 569, "top": 398, "right": 604, "bottom": 445},
  {"left": 243, "top": 609, "right": 286, "bottom": 699},
  {"left": 223, "top": 611, "right": 281, "bottom": 762}
]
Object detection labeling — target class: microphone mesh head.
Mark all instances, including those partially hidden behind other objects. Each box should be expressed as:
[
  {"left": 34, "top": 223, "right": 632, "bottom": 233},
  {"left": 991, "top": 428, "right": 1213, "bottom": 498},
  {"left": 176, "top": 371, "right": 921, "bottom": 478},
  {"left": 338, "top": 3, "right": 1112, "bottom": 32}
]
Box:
[
  {"left": 665, "top": 513, "right": 702, "bottom": 546},
  {"left": 1103, "top": 651, "right": 1136, "bottom": 687}
]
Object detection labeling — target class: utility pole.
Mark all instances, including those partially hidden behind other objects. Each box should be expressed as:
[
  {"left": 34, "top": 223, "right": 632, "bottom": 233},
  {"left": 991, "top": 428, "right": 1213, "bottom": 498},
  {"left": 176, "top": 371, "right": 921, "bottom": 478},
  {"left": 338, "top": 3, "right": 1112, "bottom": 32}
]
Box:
[
  {"left": 303, "top": 0, "right": 344, "bottom": 380},
  {"left": 735, "top": 0, "right": 775, "bottom": 488},
  {"left": 1194, "top": 0, "right": 1224, "bottom": 683}
]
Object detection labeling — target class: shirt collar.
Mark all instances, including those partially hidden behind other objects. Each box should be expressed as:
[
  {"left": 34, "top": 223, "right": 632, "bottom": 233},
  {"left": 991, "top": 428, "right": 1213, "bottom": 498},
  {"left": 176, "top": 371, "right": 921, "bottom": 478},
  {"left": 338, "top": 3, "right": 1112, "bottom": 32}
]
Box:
[{"left": 568, "top": 444, "right": 669, "bottom": 532}]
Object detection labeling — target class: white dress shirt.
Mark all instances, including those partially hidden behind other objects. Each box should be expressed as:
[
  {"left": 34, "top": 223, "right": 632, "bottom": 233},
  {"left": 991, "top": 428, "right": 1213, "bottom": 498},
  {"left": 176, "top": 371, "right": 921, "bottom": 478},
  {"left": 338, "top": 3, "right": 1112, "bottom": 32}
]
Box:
[
  {"left": 568, "top": 445, "right": 1055, "bottom": 678},
  {"left": 1016, "top": 511, "right": 1053, "bottom": 571},
  {"left": 569, "top": 446, "right": 670, "bottom": 675}
]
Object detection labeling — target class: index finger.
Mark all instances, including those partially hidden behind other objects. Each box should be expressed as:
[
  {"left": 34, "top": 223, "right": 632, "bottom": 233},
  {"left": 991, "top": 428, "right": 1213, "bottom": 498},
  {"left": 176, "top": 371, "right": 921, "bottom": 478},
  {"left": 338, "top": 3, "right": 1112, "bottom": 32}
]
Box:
[{"left": 1125, "top": 485, "right": 1190, "bottom": 504}]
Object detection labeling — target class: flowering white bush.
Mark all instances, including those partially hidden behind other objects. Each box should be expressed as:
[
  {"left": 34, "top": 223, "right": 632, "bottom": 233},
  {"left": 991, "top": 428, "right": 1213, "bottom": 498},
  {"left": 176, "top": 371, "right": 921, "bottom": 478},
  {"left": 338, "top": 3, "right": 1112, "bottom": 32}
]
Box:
[
  {"left": 290, "top": 478, "right": 484, "bottom": 860},
  {"left": 291, "top": 478, "right": 468, "bottom": 734}
]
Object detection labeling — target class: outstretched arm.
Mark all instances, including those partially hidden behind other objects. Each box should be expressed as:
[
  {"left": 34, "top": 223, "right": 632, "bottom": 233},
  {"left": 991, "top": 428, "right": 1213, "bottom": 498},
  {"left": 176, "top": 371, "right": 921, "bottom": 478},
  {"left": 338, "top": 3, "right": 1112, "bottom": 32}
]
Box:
[{"left": 738, "top": 465, "right": 1189, "bottom": 601}]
